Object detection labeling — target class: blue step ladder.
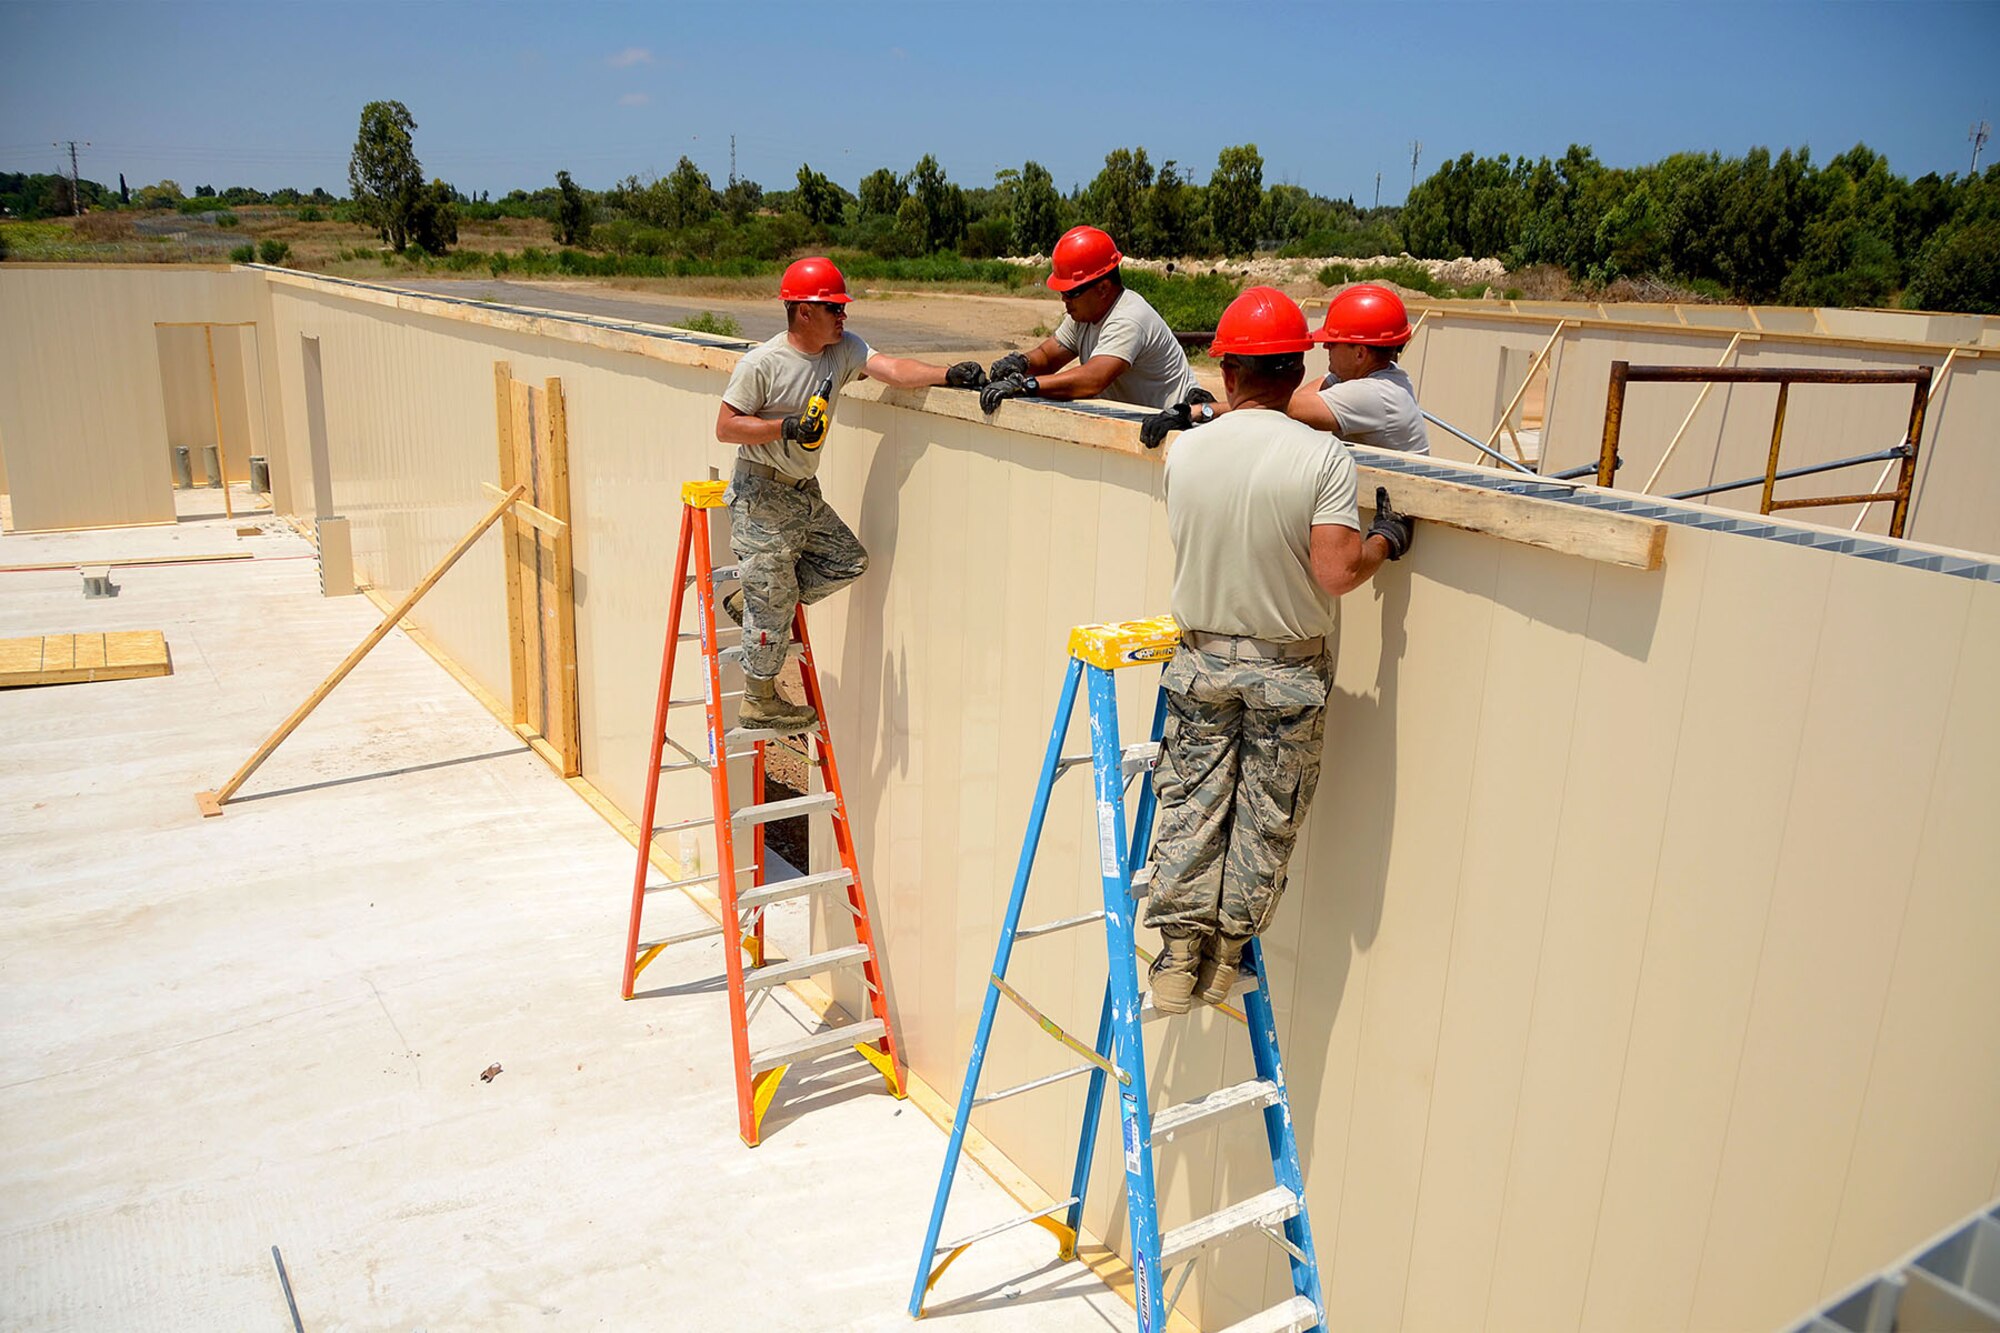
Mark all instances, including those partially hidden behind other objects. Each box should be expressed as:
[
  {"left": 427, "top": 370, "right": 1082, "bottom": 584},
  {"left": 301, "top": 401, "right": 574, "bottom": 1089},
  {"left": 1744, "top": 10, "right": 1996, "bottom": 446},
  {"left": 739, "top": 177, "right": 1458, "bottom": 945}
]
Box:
[{"left": 909, "top": 616, "right": 1325, "bottom": 1333}]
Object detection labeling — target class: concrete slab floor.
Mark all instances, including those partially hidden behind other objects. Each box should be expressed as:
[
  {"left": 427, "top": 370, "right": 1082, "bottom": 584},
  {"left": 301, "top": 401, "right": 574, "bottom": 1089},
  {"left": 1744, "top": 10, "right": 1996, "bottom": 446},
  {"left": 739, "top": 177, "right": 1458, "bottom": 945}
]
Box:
[{"left": 0, "top": 513, "right": 1130, "bottom": 1331}]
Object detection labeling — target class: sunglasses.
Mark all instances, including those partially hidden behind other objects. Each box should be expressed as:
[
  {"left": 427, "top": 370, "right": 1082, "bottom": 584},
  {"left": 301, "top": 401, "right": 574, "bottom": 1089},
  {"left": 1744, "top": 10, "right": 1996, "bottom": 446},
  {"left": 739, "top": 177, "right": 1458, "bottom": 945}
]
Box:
[
  {"left": 814, "top": 302, "right": 846, "bottom": 316},
  {"left": 1060, "top": 278, "right": 1103, "bottom": 302}
]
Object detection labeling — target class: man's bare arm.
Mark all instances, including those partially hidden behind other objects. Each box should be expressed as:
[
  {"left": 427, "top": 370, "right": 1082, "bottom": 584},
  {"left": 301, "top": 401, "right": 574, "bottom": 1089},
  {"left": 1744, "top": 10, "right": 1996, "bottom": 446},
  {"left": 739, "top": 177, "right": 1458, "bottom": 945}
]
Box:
[
  {"left": 716, "top": 401, "right": 784, "bottom": 447},
  {"left": 1032, "top": 354, "right": 1131, "bottom": 402},
  {"left": 1020, "top": 337, "right": 1076, "bottom": 376},
  {"left": 862, "top": 353, "right": 952, "bottom": 390},
  {"left": 1286, "top": 381, "right": 1342, "bottom": 433},
  {"left": 1309, "top": 522, "right": 1389, "bottom": 598}
]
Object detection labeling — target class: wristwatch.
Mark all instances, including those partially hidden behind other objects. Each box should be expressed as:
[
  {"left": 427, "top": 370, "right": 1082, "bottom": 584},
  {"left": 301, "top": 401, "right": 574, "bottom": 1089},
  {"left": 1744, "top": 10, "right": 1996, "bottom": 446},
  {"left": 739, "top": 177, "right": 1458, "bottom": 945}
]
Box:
[{"left": 1192, "top": 401, "right": 1216, "bottom": 424}]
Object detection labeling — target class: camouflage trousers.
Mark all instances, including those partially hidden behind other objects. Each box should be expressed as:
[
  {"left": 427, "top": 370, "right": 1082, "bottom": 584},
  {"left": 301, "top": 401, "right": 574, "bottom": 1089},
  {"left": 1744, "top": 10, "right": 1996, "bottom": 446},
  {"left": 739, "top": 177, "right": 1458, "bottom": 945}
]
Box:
[
  {"left": 727, "top": 469, "right": 869, "bottom": 680},
  {"left": 1143, "top": 641, "right": 1331, "bottom": 940}
]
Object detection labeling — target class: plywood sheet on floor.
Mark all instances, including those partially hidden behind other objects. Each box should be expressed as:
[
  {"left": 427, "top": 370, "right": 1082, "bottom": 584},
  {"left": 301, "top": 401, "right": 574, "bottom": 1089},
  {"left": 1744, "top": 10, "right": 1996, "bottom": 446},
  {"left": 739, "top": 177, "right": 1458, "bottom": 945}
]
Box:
[{"left": 0, "top": 631, "right": 171, "bottom": 687}]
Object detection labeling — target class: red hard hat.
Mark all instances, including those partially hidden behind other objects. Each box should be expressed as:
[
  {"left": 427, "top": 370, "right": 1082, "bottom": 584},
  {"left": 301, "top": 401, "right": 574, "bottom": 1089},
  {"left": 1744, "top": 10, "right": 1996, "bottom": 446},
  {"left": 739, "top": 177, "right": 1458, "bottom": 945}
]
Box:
[
  {"left": 1046, "top": 225, "right": 1122, "bottom": 292},
  {"left": 1312, "top": 283, "right": 1412, "bottom": 346},
  {"left": 780, "top": 256, "right": 852, "bottom": 304},
  {"left": 1208, "top": 286, "right": 1314, "bottom": 357}
]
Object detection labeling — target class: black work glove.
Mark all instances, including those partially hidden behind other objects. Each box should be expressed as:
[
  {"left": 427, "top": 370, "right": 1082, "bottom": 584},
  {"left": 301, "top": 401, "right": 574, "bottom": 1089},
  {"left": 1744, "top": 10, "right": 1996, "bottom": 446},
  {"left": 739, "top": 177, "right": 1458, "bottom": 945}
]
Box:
[
  {"left": 945, "top": 361, "right": 988, "bottom": 390},
  {"left": 1140, "top": 402, "right": 1192, "bottom": 449},
  {"left": 1368, "top": 486, "right": 1414, "bottom": 560},
  {"left": 980, "top": 373, "right": 1037, "bottom": 414},
  {"left": 781, "top": 412, "right": 827, "bottom": 447},
  {"left": 988, "top": 351, "right": 1031, "bottom": 381},
  {"left": 1139, "top": 388, "right": 1222, "bottom": 448}
]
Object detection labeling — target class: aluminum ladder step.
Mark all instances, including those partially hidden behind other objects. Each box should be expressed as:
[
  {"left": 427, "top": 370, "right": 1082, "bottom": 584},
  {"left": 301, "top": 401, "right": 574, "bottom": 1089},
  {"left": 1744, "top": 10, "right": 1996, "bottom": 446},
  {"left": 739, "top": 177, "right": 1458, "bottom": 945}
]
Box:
[
  {"left": 733, "top": 791, "right": 837, "bottom": 825},
  {"left": 725, "top": 722, "right": 820, "bottom": 745},
  {"left": 1159, "top": 1186, "right": 1301, "bottom": 1270},
  {"left": 749, "top": 1017, "right": 886, "bottom": 1075},
  {"left": 1140, "top": 969, "right": 1256, "bottom": 1021},
  {"left": 745, "top": 943, "right": 871, "bottom": 991},
  {"left": 633, "top": 922, "right": 725, "bottom": 952},
  {"left": 1213, "top": 1295, "right": 1320, "bottom": 1333},
  {"left": 1151, "top": 1078, "right": 1282, "bottom": 1144},
  {"left": 736, "top": 867, "right": 855, "bottom": 912}
]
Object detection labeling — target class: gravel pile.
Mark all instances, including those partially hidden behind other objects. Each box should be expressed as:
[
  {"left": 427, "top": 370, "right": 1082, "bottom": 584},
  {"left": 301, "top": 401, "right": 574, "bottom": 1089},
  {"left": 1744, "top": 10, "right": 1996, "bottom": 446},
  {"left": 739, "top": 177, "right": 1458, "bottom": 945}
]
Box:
[{"left": 1001, "top": 252, "right": 1509, "bottom": 295}]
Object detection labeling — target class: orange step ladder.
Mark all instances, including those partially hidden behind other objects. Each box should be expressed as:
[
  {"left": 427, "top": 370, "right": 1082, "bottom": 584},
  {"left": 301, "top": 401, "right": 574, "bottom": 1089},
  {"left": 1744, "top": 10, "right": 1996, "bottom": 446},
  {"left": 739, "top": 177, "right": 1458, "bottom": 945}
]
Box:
[{"left": 620, "top": 479, "right": 903, "bottom": 1146}]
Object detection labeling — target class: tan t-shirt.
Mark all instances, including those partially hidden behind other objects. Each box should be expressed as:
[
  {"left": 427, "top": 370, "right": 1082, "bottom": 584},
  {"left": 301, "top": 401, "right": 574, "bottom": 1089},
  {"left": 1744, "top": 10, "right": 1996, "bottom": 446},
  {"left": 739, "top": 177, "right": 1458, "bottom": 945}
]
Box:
[
  {"left": 1054, "top": 288, "right": 1201, "bottom": 409},
  {"left": 721, "top": 330, "right": 873, "bottom": 480},
  {"left": 1164, "top": 408, "right": 1359, "bottom": 641},
  {"left": 1319, "top": 363, "right": 1429, "bottom": 453}
]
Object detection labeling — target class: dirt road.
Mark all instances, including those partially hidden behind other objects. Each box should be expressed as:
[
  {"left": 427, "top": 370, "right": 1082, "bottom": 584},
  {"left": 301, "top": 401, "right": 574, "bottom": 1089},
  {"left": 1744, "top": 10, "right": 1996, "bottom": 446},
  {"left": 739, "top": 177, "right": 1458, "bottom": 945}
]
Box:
[{"left": 395, "top": 277, "right": 1061, "bottom": 361}]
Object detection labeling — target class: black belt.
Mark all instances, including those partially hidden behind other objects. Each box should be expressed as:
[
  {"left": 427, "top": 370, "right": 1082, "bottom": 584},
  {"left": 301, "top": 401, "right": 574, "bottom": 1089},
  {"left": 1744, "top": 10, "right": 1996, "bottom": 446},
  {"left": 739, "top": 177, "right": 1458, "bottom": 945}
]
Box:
[{"left": 735, "top": 460, "right": 815, "bottom": 489}]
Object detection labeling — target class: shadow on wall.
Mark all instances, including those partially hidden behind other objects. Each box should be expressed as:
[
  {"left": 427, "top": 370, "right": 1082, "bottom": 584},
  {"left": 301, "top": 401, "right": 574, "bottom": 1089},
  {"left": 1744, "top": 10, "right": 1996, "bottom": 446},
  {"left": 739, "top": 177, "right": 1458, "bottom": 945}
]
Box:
[{"left": 1245, "top": 573, "right": 1410, "bottom": 1251}]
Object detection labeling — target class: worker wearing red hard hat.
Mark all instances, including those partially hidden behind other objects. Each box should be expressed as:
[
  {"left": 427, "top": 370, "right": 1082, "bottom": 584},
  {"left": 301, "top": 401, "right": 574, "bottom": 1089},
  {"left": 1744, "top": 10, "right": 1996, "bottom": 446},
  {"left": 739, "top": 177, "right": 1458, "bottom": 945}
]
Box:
[
  {"left": 1140, "top": 281, "right": 1430, "bottom": 453},
  {"left": 715, "top": 256, "right": 988, "bottom": 733},
  {"left": 1289, "top": 283, "right": 1429, "bottom": 453},
  {"left": 980, "top": 225, "right": 1206, "bottom": 417},
  {"left": 1142, "top": 286, "right": 1413, "bottom": 1014}
]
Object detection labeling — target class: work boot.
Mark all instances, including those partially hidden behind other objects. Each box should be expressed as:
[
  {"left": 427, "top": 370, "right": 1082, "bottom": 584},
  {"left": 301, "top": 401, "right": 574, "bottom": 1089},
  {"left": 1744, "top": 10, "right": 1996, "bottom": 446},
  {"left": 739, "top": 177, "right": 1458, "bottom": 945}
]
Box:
[
  {"left": 739, "top": 675, "right": 817, "bottom": 735},
  {"left": 721, "top": 589, "right": 745, "bottom": 626},
  {"left": 1149, "top": 934, "right": 1205, "bottom": 1016},
  {"left": 1197, "top": 934, "right": 1249, "bottom": 1006}
]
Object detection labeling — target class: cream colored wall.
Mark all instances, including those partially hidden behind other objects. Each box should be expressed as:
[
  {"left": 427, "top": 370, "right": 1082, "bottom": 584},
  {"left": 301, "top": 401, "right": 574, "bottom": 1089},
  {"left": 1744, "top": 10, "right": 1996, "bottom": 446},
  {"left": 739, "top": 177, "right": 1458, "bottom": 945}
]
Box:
[
  {"left": 0, "top": 266, "right": 259, "bottom": 531},
  {"left": 261, "top": 277, "right": 750, "bottom": 837},
  {"left": 241, "top": 276, "right": 2000, "bottom": 1333},
  {"left": 155, "top": 324, "right": 262, "bottom": 483},
  {"left": 1403, "top": 310, "right": 2000, "bottom": 555},
  {"left": 800, "top": 400, "right": 2000, "bottom": 1332},
  {"left": 9, "top": 268, "right": 1994, "bottom": 1331}
]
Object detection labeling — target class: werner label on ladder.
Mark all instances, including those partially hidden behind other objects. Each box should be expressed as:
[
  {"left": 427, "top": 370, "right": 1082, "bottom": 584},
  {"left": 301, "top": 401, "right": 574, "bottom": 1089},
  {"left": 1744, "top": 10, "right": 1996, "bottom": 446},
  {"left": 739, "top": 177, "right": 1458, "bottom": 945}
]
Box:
[{"left": 619, "top": 480, "right": 903, "bottom": 1147}]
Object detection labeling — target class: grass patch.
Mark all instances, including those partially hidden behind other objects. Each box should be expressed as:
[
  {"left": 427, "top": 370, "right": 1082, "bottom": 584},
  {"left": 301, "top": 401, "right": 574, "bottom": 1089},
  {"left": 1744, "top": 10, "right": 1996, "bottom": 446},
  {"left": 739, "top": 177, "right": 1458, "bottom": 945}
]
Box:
[
  {"left": 672, "top": 310, "right": 742, "bottom": 338},
  {"left": 1122, "top": 267, "right": 1240, "bottom": 331}
]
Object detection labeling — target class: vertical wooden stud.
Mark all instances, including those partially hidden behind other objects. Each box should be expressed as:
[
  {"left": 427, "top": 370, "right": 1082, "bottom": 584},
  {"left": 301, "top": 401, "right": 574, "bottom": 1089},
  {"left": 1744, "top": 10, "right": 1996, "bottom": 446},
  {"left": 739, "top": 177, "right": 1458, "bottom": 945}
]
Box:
[
  {"left": 205, "top": 324, "right": 235, "bottom": 519},
  {"left": 511, "top": 379, "right": 544, "bottom": 737},
  {"left": 541, "top": 377, "right": 581, "bottom": 776},
  {"left": 494, "top": 361, "right": 530, "bottom": 727}
]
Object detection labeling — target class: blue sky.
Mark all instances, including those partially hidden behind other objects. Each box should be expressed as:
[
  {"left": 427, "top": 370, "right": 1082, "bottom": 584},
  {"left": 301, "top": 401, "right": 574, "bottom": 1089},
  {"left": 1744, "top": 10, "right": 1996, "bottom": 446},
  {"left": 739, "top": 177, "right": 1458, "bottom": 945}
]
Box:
[{"left": 2, "top": 1, "right": 1995, "bottom": 201}]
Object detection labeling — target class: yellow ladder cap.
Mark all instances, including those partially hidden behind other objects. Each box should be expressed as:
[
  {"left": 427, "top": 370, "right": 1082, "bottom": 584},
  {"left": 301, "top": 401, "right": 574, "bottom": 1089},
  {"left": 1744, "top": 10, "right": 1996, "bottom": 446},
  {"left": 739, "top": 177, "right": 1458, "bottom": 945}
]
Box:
[{"left": 1067, "top": 615, "right": 1180, "bottom": 670}]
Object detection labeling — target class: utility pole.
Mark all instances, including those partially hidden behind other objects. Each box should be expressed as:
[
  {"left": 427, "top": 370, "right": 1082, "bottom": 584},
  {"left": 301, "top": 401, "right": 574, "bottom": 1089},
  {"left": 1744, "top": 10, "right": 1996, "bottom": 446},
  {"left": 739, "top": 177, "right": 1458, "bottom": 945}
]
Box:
[
  {"left": 729, "top": 134, "right": 738, "bottom": 187},
  {"left": 1409, "top": 140, "right": 1422, "bottom": 195},
  {"left": 1972, "top": 120, "right": 1992, "bottom": 176},
  {"left": 53, "top": 139, "right": 89, "bottom": 214},
  {"left": 1374, "top": 170, "right": 1382, "bottom": 210}
]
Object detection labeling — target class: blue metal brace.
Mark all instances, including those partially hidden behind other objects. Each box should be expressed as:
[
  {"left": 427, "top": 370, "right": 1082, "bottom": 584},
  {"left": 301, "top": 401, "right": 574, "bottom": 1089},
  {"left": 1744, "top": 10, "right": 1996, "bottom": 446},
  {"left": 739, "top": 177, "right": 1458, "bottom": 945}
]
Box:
[{"left": 909, "top": 625, "right": 1325, "bottom": 1333}]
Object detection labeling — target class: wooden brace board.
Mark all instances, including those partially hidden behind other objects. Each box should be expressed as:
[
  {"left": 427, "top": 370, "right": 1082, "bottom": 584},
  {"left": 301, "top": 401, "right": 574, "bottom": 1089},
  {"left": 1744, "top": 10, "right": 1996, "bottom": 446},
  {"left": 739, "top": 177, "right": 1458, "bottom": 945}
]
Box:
[
  {"left": 0, "top": 632, "right": 172, "bottom": 687},
  {"left": 494, "top": 362, "right": 581, "bottom": 777}
]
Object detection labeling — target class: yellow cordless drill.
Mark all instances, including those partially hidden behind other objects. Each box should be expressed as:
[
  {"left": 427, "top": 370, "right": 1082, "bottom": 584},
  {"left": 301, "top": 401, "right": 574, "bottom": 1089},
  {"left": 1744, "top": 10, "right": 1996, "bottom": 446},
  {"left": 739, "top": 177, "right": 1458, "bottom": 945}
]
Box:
[{"left": 797, "top": 375, "right": 833, "bottom": 451}]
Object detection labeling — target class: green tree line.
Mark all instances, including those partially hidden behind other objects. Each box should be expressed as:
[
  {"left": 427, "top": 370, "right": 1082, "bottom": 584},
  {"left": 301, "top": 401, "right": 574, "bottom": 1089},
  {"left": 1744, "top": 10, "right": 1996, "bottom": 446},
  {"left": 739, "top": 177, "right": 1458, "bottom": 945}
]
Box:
[
  {"left": 1403, "top": 143, "right": 2000, "bottom": 312},
  {"left": 11, "top": 105, "right": 1999, "bottom": 314}
]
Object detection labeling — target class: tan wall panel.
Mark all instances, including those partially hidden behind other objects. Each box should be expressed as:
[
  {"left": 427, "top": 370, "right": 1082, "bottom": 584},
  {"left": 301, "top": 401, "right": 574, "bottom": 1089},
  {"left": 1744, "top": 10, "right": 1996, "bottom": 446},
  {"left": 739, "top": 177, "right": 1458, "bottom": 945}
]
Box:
[
  {"left": 1820, "top": 577, "right": 2000, "bottom": 1288},
  {"left": 1403, "top": 317, "right": 1577, "bottom": 453},
  {"left": 50, "top": 269, "right": 1979, "bottom": 1333},
  {"left": 1404, "top": 309, "right": 1997, "bottom": 556},
  {"left": 1688, "top": 556, "right": 1969, "bottom": 1330},
  {"left": 1535, "top": 325, "right": 1746, "bottom": 481},
  {"left": 1577, "top": 536, "right": 1833, "bottom": 1330},
  {"left": 0, "top": 267, "right": 258, "bottom": 530},
  {"left": 154, "top": 324, "right": 261, "bottom": 483},
  {"left": 1902, "top": 360, "right": 2000, "bottom": 555},
  {"left": 1383, "top": 540, "right": 1586, "bottom": 1330}
]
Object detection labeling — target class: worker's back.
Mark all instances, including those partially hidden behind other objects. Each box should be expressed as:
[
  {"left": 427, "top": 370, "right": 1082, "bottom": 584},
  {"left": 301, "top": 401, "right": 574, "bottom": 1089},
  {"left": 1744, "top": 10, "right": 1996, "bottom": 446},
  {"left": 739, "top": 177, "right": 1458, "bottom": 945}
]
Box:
[{"left": 1163, "top": 407, "right": 1358, "bottom": 642}]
